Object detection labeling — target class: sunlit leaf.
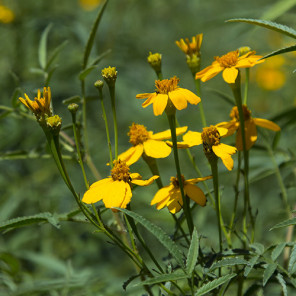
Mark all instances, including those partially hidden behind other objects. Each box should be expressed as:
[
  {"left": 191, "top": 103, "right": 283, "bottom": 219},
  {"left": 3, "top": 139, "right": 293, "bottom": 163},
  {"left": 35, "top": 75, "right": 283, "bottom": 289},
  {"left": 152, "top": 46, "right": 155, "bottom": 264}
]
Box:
[{"left": 39, "top": 23, "right": 53, "bottom": 69}]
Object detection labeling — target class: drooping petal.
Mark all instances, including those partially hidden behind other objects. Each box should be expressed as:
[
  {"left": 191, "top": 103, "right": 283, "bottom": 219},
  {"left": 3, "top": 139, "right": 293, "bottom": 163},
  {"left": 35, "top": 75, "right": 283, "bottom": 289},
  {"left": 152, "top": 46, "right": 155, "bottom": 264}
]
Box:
[
  {"left": 168, "top": 90, "right": 188, "bottom": 110},
  {"left": 166, "top": 189, "right": 183, "bottom": 214},
  {"left": 151, "top": 185, "right": 174, "bottom": 205},
  {"left": 178, "top": 88, "right": 201, "bottom": 105},
  {"left": 119, "top": 184, "right": 132, "bottom": 209},
  {"left": 185, "top": 184, "right": 207, "bottom": 206},
  {"left": 212, "top": 143, "right": 236, "bottom": 171},
  {"left": 198, "top": 64, "right": 224, "bottom": 82},
  {"left": 186, "top": 175, "right": 212, "bottom": 184},
  {"left": 153, "top": 94, "right": 168, "bottom": 116},
  {"left": 82, "top": 178, "right": 113, "bottom": 204},
  {"left": 182, "top": 131, "right": 203, "bottom": 147},
  {"left": 142, "top": 93, "right": 157, "bottom": 108},
  {"left": 253, "top": 118, "right": 280, "bottom": 131},
  {"left": 136, "top": 93, "right": 153, "bottom": 99},
  {"left": 118, "top": 145, "right": 144, "bottom": 166},
  {"left": 236, "top": 120, "right": 257, "bottom": 151},
  {"left": 132, "top": 175, "right": 159, "bottom": 186},
  {"left": 150, "top": 126, "right": 188, "bottom": 140},
  {"left": 222, "top": 67, "right": 239, "bottom": 84},
  {"left": 143, "top": 139, "right": 171, "bottom": 158}
]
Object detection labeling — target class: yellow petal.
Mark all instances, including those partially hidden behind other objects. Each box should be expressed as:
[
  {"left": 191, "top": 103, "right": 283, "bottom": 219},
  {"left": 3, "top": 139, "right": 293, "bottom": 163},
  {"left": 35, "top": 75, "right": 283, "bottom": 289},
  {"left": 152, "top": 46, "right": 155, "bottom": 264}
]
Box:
[
  {"left": 151, "top": 185, "right": 173, "bottom": 205},
  {"left": 182, "top": 131, "right": 203, "bottom": 147},
  {"left": 178, "top": 88, "right": 201, "bottom": 105},
  {"left": 212, "top": 144, "right": 236, "bottom": 171},
  {"left": 185, "top": 184, "right": 207, "bottom": 206},
  {"left": 168, "top": 89, "right": 188, "bottom": 110},
  {"left": 222, "top": 67, "right": 239, "bottom": 84},
  {"left": 253, "top": 118, "right": 280, "bottom": 131},
  {"left": 82, "top": 178, "right": 113, "bottom": 204},
  {"left": 153, "top": 94, "right": 168, "bottom": 116},
  {"left": 186, "top": 175, "right": 212, "bottom": 184},
  {"left": 130, "top": 173, "right": 141, "bottom": 180},
  {"left": 150, "top": 126, "right": 188, "bottom": 140},
  {"left": 119, "top": 184, "right": 132, "bottom": 209},
  {"left": 196, "top": 64, "right": 223, "bottom": 82},
  {"left": 142, "top": 93, "right": 157, "bottom": 108},
  {"left": 216, "top": 121, "right": 238, "bottom": 137},
  {"left": 118, "top": 145, "right": 144, "bottom": 166},
  {"left": 143, "top": 139, "right": 171, "bottom": 158},
  {"left": 216, "top": 127, "right": 229, "bottom": 137},
  {"left": 103, "top": 181, "right": 131, "bottom": 209},
  {"left": 236, "top": 120, "right": 257, "bottom": 151},
  {"left": 136, "top": 93, "right": 152, "bottom": 99},
  {"left": 167, "top": 189, "right": 183, "bottom": 213},
  {"left": 132, "top": 175, "right": 159, "bottom": 186}
]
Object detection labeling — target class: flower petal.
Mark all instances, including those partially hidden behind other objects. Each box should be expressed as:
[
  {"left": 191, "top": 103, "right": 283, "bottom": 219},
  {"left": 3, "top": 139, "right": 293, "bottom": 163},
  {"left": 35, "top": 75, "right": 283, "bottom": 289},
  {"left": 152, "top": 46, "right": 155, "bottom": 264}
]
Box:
[
  {"left": 212, "top": 143, "right": 236, "bottom": 171},
  {"left": 143, "top": 139, "right": 171, "bottom": 158},
  {"left": 216, "top": 121, "right": 238, "bottom": 137},
  {"left": 103, "top": 181, "right": 131, "bottom": 209},
  {"left": 132, "top": 175, "right": 159, "bottom": 186},
  {"left": 185, "top": 184, "right": 207, "bottom": 206},
  {"left": 253, "top": 118, "right": 280, "bottom": 131},
  {"left": 151, "top": 185, "right": 174, "bottom": 206},
  {"left": 82, "top": 178, "right": 113, "bottom": 204},
  {"left": 222, "top": 67, "right": 239, "bottom": 84},
  {"left": 150, "top": 126, "right": 188, "bottom": 140},
  {"left": 153, "top": 94, "right": 168, "bottom": 116},
  {"left": 142, "top": 93, "right": 157, "bottom": 108},
  {"left": 167, "top": 189, "right": 183, "bottom": 214},
  {"left": 168, "top": 90, "right": 188, "bottom": 110},
  {"left": 118, "top": 145, "right": 144, "bottom": 166},
  {"left": 236, "top": 119, "right": 257, "bottom": 151},
  {"left": 178, "top": 88, "right": 201, "bottom": 105},
  {"left": 196, "top": 64, "right": 224, "bottom": 82},
  {"left": 186, "top": 175, "right": 212, "bottom": 184},
  {"left": 119, "top": 184, "right": 132, "bottom": 209},
  {"left": 217, "top": 127, "right": 229, "bottom": 137},
  {"left": 182, "top": 131, "right": 203, "bottom": 147}
]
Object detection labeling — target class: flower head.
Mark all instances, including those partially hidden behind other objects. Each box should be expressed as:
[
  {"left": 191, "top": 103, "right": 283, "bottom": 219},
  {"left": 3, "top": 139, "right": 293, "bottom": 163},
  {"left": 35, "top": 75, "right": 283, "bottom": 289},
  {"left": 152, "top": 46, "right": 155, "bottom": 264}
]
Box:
[
  {"left": 136, "top": 77, "right": 201, "bottom": 116},
  {"left": 82, "top": 160, "right": 158, "bottom": 210},
  {"left": 19, "top": 87, "right": 52, "bottom": 118},
  {"left": 217, "top": 105, "right": 280, "bottom": 151},
  {"left": 102, "top": 66, "right": 117, "bottom": 87},
  {"left": 118, "top": 123, "right": 187, "bottom": 165},
  {"left": 151, "top": 175, "right": 211, "bottom": 214},
  {"left": 0, "top": 5, "right": 14, "bottom": 23},
  {"left": 147, "top": 52, "right": 162, "bottom": 74},
  {"left": 175, "top": 33, "right": 203, "bottom": 57},
  {"left": 196, "top": 49, "right": 264, "bottom": 84}
]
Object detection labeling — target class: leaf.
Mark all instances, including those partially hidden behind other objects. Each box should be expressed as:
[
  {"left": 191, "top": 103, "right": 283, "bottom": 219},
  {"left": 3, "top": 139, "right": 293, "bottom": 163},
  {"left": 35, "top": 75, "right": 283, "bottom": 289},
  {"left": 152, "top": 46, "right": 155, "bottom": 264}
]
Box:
[
  {"left": 260, "top": 0, "right": 296, "bottom": 21},
  {"left": 208, "top": 258, "right": 249, "bottom": 272},
  {"left": 89, "top": 48, "right": 112, "bottom": 66},
  {"left": 83, "top": 0, "right": 108, "bottom": 69},
  {"left": 46, "top": 40, "right": 68, "bottom": 71},
  {"left": 244, "top": 255, "right": 260, "bottom": 277},
  {"left": 276, "top": 273, "right": 287, "bottom": 296},
  {"left": 263, "top": 263, "right": 277, "bottom": 286},
  {"left": 79, "top": 65, "right": 98, "bottom": 81},
  {"left": 226, "top": 18, "right": 296, "bottom": 39},
  {"left": 195, "top": 274, "right": 236, "bottom": 296},
  {"left": 133, "top": 271, "right": 187, "bottom": 286},
  {"left": 250, "top": 243, "right": 265, "bottom": 255},
  {"left": 186, "top": 227, "right": 199, "bottom": 274},
  {"left": 271, "top": 243, "right": 286, "bottom": 261},
  {"left": 288, "top": 244, "right": 296, "bottom": 274},
  {"left": 116, "top": 208, "right": 185, "bottom": 268},
  {"left": 261, "top": 44, "right": 296, "bottom": 60},
  {"left": 270, "top": 217, "right": 296, "bottom": 230},
  {"left": 0, "top": 212, "right": 60, "bottom": 231},
  {"left": 39, "top": 23, "right": 53, "bottom": 69}
]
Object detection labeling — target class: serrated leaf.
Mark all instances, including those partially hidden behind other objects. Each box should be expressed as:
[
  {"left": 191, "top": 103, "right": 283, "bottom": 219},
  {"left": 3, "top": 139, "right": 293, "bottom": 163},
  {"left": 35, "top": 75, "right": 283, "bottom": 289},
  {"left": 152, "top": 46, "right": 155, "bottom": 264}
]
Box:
[
  {"left": 186, "top": 227, "right": 199, "bottom": 274},
  {"left": 62, "top": 96, "right": 82, "bottom": 105},
  {"left": 83, "top": 0, "right": 108, "bottom": 69},
  {"left": 39, "top": 23, "right": 53, "bottom": 69},
  {"left": 46, "top": 40, "right": 68, "bottom": 71},
  {"left": 133, "top": 271, "right": 187, "bottom": 287},
  {"left": 270, "top": 217, "right": 296, "bottom": 230},
  {"left": 208, "top": 258, "right": 249, "bottom": 272},
  {"left": 288, "top": 244, "right": 296, "bottom": 274},
  {"left": 271, "top": 243, "right": 286, "bottom": 261},
  {"left": 263, "top": 263, "right": 277, "bottom": 286},
  {"left": 79, "top": 65, "right": 98, "bottom": 81},
  {"left": 250, "top": 243, "right": 265, "bottom": 255},
  {"left": 261, "top": 44, "right": 296, "bottom": 60},
  {"left": 116, "top": 208, "right": 185, "bottom": 268},
  {"left": 276, "top": 273, "right": 287, "bottom": 296},
  {"left": 0, "top": 212, "right": 60, "bottom": 231},
  {"left": 195, "top": 274, "right": 236, "bottom": 296},
  {"left": 227, "top": 18, "right": 296, "bottom": 39},
  {"left": 244, "top": 255, "right": 260, "bottom": 277}
]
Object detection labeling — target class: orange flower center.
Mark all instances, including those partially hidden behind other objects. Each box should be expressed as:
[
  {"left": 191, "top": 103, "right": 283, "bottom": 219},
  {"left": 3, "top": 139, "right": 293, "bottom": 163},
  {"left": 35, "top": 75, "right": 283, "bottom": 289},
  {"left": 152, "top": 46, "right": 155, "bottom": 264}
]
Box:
[
  {"left": 170, "top": 175, "right": 186, "bottom": 188},
  {"left": 201, "top": 126, "right": 220, "bottom": 152},
  {"left": 128, "top": 123, "right": 149, "bottom": 146},
  {"left": 215, "top": 50, "right": 239, "bottom": 68},
  {"left": 155, "top": 76, "right": 179, "bottom": 94},
  {"left": 230, "top": 105, "right": 251, "bottom": 121},
  {"left": 111, "top": 160, "right": 130, "bottom": 182}
]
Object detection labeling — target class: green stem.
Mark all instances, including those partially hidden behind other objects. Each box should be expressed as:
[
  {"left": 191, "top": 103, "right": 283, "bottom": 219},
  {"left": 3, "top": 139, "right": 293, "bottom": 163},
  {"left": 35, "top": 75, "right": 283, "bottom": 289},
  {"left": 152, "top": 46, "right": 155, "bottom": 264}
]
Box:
[
  {"left": 243, "top": 68, "right": 249, "bottom": 105},
  {"left": 194, "top": 78, "right": 207, "bottom": 127},
  {"left": 108, "top": 85, "right": 118, "bottom": 159},
  {"left": 142, "top": 153, "right": 163, "bottom": 188}
]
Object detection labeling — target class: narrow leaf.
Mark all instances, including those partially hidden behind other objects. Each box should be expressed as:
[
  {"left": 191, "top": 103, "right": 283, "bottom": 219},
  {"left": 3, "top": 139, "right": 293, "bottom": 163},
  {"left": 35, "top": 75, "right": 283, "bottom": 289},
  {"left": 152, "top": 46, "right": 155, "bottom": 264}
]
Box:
[
  {"left": 250, "top": 243, "right": 265, "bottom": 255},
  {"left": 261, "top": 44, "right": 296, "bottom": 60},
  {"left": 226, "top": 18, "right": 296, "bottom": 39},
  {"left": 244, "top": 255, "right": 260, "bottom": 277},
  {"left": 89, "top": 49, "right": 112, "bottom": 66},
  {"left": 39, "top": 24, "right": 53, "bottom": 69},
  {"left": 46, "top": 40, "right": 68, "bottom": 71},
  {"left": 271, "top": 243, "right": 286, "bottom": 261},
  {"left": 79, "top": 65, "right": 98, "bottom": 81},
  {"left": 195, "top": 274, "right": 236, "bottom": 296},
  {"left": 186, "top": 227, "right": 199, "bottom": 274},
  {"left": 116, "top": 208, "right": 185, "bottom": 268},
  {"left": 260, "top": 0, "right": 296, "bottom": 21},
  {"left": 288, "top": 244, "right": 296, "bottom": 274},
  {"left": 276, "top": 273, "right": 287, "bottom": 296},
  {"left": 263, "top": 263, "right": 277, "bottom": 286},
  {"left": 270, "top": 217, "right": 296, "bottom": 230},
  {"left": 209, "top": 258, "right": 249, "bottom": 272}
]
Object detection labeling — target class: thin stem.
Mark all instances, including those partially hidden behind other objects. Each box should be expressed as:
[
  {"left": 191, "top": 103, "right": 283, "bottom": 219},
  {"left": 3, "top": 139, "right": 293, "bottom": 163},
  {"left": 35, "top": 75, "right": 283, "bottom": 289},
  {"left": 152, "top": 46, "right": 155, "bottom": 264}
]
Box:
[
  {"left": 142, "top": 153, "right": 163, "bottom": 188},
  {"left": 243, "top": 68, "right": 249, "bottom": 105},
  {"left": 108, "top": 85, "right": 118, "bottom": 159},
  {"left": 194, "top": 78, "right": 207, "bottom": 127}
]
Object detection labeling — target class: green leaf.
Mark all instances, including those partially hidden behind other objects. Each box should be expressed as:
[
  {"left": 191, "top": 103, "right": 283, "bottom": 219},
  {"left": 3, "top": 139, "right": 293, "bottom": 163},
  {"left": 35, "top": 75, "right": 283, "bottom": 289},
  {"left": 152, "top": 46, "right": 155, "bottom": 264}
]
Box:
[
  {"left": 0, "top": 212, "right": 60, "bottom": 231},
  {"left": 79, "top": 65, "right": 98, "bottom": 81},
  {"left": 270, "top": 217, "right": 296, "bottom": 230},
  {"left": 276, "top": 273, "right": 287, "bottom": 296},
  {"left": 260, "top": 0, "right": 296, "bottom": 21},
  {"left": 208, "top": 258, "right": 249, "bottom": 272},
  {"left": 195, "top": 274, "right": 236, "bottom": 296},
  {"left": 89, "top": 48, "right": 112, "bottom": 66},
  {"left": 46, "top": 40, "right": 68, "bottom": 71},
  {"left": 116, "top": 208, "right": 185, "bottom": 268},
  {"left": 271, "top": 243, "right": 286, "bottom": 261},
  {"left": 133, "top": 271, "right": 187, "bottom": 286},
  {"left": 250, "top": 243, "right": 265, "bottom": 255},
  {"left": 263, "top": 263, "right": 277, "bottom": 286},
  {"left": 186, "top": 227, "right": 199, "bottom": 274},
  {"left": 244, "top": 255, "right": 260, "bottom": 277},
  {"left": 39, "top": 23, "right": 53, "bottom": 69},
  {"left": 261, "top": 44, "right": 296, "bottom": 60},
  {"left": 83, "top": 0, "right": 108, "bottom": 69},
  {"left": 226, "top": 18, "right": 296, "bottom": 39},
  {"left": 288, "top": 244, "right": 296, "bottom": 274}
]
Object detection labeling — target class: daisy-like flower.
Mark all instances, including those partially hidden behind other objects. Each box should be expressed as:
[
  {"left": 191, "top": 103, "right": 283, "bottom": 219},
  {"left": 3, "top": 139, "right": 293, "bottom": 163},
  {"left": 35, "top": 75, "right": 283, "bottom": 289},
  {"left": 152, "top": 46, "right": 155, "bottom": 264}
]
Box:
[
  {"left": 19, "top": 87, "right": 52, "bottom": 118},
  {"left": 151, "top": 175, "right": 212, "bottom": 214},
  {"left": 175, "top": 33, "right": 203, "bottom": 57},
  {"left": 118, "top": 123, "right": 187, "bottom": 165},
  {"left": 195, "top": 50, "right": 264, "bottom": 84},
  {"left": 217, "top": 105, "right": 280, "bottom": 151},
  {"left": 82, "top": 160, "right": 158, "bottom": 210},
  {"left": 136, "top": 76, "right": 201, "bottom": 116}
]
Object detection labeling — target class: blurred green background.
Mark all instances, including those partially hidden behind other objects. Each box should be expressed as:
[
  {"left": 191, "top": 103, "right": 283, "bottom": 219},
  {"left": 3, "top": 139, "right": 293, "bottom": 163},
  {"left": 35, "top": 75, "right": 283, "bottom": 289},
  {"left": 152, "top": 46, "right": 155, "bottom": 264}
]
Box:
[{"left": 1, "top": 0, "right": 296, "bottom": 295}]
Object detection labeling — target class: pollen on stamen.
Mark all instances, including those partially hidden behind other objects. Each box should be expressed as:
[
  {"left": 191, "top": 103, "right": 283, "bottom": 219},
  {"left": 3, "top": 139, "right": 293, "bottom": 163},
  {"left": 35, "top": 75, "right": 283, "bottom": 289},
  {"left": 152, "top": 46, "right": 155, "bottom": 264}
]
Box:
[
  {"left": 201, "top": 126, "right": 221, "bottom": 147},
  {"left": 128, "top": 123, "right": 149, "bottom": 146},
  {"left": 155, "top": 77, "right": 179, "bottom": 94},
  {"left": 111, "top": 160, "right": 130, "bottom": 182},
  {"left": 215, "top": 50, "right": 239, "bottom": 68}
]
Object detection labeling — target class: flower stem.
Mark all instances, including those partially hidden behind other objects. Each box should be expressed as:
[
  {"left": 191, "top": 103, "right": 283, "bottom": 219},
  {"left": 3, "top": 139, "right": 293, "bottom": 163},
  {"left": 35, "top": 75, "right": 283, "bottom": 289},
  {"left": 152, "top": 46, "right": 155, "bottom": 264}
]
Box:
[
  {"left": 108, "top": 85, "right": 118, "bottom": 159},
  {"left": 194, "top": 78, "right": 207, "bottom": 127},
  {"left": 142, "top": 153, "right": 163, "bottom": 188},
  {"left": 243, "top": 68, "right": 250, "bottom": 105}
]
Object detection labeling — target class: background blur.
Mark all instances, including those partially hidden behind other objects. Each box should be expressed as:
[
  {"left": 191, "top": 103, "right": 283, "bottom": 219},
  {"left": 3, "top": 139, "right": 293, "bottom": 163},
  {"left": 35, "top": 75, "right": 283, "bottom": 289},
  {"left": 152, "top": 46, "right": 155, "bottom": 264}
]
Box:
[{"left": 1, "top": 0, "right": 296, "bottom": 295}]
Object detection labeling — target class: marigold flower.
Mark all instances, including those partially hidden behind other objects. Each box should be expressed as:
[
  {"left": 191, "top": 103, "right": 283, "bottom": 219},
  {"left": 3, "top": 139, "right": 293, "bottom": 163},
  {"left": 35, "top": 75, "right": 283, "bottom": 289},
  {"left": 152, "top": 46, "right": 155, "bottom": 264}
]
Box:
[
  {"left": 195, "top": 50, "right": 264, "bottom": 84},
  {"left": 217, "top": 105, "right": 280, "bottom": 151},
  {"left": 19, "top": 87, "right": 52, "bottom": 118},
  {"left": 151, "top": 175, "right": 211, "bottom": 214},
  {"left": 82, "top": 160, "right": 158, "bottom": 210},
  {"left": 118, "top": 123, "right": 187, "bottom": 165},
  {"left": 175, "top": 33, "right": 203, "bottom": 57},
  {"left": 136, "top": 77, "right": 201, "bottom": 116}
]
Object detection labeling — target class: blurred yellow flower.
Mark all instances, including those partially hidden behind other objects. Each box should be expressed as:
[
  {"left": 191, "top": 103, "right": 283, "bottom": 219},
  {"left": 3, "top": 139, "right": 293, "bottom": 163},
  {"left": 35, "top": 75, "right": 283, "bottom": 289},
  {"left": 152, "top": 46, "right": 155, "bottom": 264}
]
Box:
[
  {"left": 217, "top": 105, "right": 280, "bottom": 151},
  {"left": 175, "top": 33, "right": 203, "bottom": 57},
  {"left": 118, "top": 123, "right": 187, "bottom": 165},
  {"left": 0, "top": 5, "right": 14, "bottom": 23},
  {"left": 79, "top": 0, "right": 102, "bottom": 11},
  {"left": 136, "top": 77, "right": 201, "bottom": 116},
  {"left": 196, "top": 50, "right": 264, "bottom": 84},
  {"left": 19, "top": 87, "right": 52, "bottom": 117},
  {"left": 151, "top": 175, "right": 211, "bottom": 214},
  {"left": 82, "top": 160, "right": 158, "bottom": 210}
]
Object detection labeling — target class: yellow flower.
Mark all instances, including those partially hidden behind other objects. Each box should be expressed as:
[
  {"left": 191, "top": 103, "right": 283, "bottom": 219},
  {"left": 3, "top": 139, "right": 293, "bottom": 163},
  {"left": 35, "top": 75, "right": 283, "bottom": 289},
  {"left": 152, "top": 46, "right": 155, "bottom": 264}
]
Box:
[
  {"left": 0, "top": 5, "right": 14, "bottom": 23},
  {"left": 118, "top": 123, "right": 187, "bottom": 165},
  {"left": 151, "top": 175, "right": 211, "bottom": 214},
  {"left": 82, "top": 160, "right": 158, "bottom": 210},
  {"left": 195, "top": 50, "right": 264, "bottom": 84},
  {"left": 79, "top": 0, "right": 102, "bottom": 11},
  {"left": 19, "top": 87, "right": 52, "bottom": 117},
  {"left": 175, "top": 33, "right": 203, "bottom": 57},
  {"left": 136, "top": 77, "right": 201, "bottom": 116},
  {"left": 217, "top": 105, "right": 280, "bottom": 151}
]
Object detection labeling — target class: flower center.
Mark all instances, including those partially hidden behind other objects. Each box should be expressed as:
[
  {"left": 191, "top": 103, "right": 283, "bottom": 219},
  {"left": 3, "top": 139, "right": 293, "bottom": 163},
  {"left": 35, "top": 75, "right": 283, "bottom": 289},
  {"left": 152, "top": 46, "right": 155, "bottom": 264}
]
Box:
[
  {"left": 215, "top": 50, "right": 239, "bottom": 68},
  {"left": 111, "top": 160, "right": 130, "bottom": 182},
  {"left": 155, "top": 76, "right": 179, "bottom": 94},
  {"left": 170, "top": 175, "right": 186, "bottom": 188},
  {"left": 201, "top": 126, "right": 221, "bottom": 152},
  {"left": 230, "top": 105, "right": 251, "bottom": 122},
  {"left": 128, "top": 123, "right": 149, "bottom": 146}
]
